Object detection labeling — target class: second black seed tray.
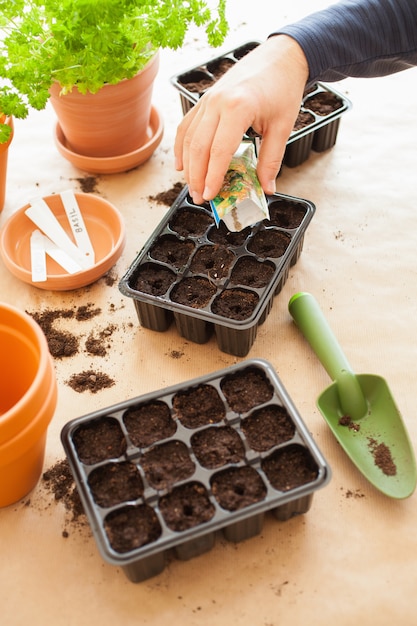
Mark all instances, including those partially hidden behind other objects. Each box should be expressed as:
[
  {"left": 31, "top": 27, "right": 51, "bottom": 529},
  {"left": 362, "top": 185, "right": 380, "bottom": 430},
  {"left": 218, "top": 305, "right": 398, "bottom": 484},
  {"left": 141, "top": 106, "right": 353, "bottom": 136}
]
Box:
[
  {"left": 61, "top": 359, "right": 331, "bottom": 583},
  {"left": 119, "top": 185, "right": 315, "bottom": 356}
]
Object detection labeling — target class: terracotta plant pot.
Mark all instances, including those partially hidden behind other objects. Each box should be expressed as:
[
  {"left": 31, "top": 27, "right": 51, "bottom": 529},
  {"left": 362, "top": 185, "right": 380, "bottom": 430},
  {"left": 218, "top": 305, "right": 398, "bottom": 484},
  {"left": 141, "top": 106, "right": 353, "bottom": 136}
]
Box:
[
  {"left": 0, "top": 302, "right": 57, "bottom": 507},
  {"left": 49, "top": 52, "right": 161, "bottom": 160},
  {"left": 0, "top": 114, "right": 14, "bottom": 212}
]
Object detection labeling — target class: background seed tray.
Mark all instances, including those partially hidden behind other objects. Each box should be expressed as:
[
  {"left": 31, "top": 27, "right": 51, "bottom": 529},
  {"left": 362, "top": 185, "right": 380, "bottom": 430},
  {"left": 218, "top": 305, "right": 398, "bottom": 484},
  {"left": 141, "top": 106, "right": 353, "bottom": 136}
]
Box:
[
  {"left": 119, "top": 185, "right": 315, "bottom": 356},
  {"left": 170, "top": 40, "right": 352, "bottom": 167},
  {"left": 61, "top": 359, "right": 331, "bottom": 583}
]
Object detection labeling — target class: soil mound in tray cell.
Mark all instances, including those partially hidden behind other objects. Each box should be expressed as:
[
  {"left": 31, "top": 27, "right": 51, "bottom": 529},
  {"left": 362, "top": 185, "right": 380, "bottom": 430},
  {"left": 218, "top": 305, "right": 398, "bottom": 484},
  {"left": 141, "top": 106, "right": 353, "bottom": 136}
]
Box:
[
  {"left": 104, "top": 504, "right": 162, "bottom": 553},
  {"left": 221, "top": 367, "right": 274, "bottom": 413},
  {"left": 207, "top": 222, "right": 250, "bottom": 247},
  {"left": 150, "top": 236, "right": 195, "bottom": 268},
  {"left": 169, "top": 207, "right": 213, "bottom": 237},
  {"left": 247, "top": 229, "right": 291, "bottom": 258},
  {"left": 88, "top": 461, "right": 144, "bottom": 508},
  {"left": 159, "top": 481, "right": 215, "bottom": 531},
  {"left": 132, "top": 263, "right": 176, "bottom": 296},
  {"left": 123, "top": 401, "right": 177, "bottom": 448},
  {"left": 173, "top": 384, "right": 225, "bottom": 428},
  {"left": 265, "top": 200, "right": 307, "bottom": 229},
  {"left": 241, "top": 405, "right": 295, "bottom": 451},
  {"left": 190, "top": 244, "right": 235, "bottom": 280},
  {"left": 170, "top": 276, "right": 217, "bottom": 308},
  {"left": 141, "top": 440, "right": 195, "bottom": 490},
  {"left": 72, "top": 417, "right": 127, "bottom": 465},
  {"left": 261, "top": 445, "right": 319, "bottom": 492},
  {"left": 207, "top": 57, "right": 235, "bottom": 78},
  {"left": 211, "top": 288, "right": 259, "bottom": 320},
  {"left": 230, "top": 256, "right": 275, "bottom": 288},
  {"left": 178, "top": 70, "right": 215, "bottom": 95},
  {"left": 305, "top": 91, "right": 343, "bottom": 116},
  {"left": 211, "top": 466, "right": 267, "bottom": 511},
  {"left": 293, "top": 110, "right": 315, "bottom": 131},
  {"left": 191, "top": 425, "right": 246, "bottom": 469}
]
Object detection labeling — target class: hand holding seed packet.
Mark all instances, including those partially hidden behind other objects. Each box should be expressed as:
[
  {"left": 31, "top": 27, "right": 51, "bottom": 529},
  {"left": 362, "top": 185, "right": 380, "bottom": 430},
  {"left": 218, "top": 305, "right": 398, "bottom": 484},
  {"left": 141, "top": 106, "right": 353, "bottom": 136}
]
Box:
[{"left": 209, "top": 142, "right": 269, "bottom": 231}]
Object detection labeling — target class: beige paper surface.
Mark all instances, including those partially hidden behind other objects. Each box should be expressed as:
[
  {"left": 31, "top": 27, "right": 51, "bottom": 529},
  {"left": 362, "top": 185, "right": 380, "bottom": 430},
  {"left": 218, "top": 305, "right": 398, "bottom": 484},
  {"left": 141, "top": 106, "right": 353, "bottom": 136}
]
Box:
[{"left": 1, "top": 2, "right": 416, "bottom": 624}]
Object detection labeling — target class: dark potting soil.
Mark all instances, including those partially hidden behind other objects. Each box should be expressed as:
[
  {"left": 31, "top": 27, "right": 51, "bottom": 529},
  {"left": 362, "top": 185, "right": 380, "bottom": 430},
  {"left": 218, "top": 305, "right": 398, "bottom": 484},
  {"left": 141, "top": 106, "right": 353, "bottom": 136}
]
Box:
[
  {"left": 367, "top": 438, "right": 397, "bottom": 476},
  {"left": 171, "top": 276, "right": 217, "bottom": 308},
  {"left": 247, "top": 229, "right": 291, "bottom": 259},
  {"left": 169, "top": 207, "right": 213, "bottom": 237},
  {"left": 88, "top": 461, "right": 144, "bottom": 508},
  {"left": 207, "top": 222, "right": 251, "bottom": 247},
  {"left": 66, "top": 370, "right": 115, "bottom": 394},
  {"left": 42, "top": 458, "right": 85, "bottom": 522},
  {"left": 123, "top": 401, "right": 177, "bottom": 448},
  {"left": 104, "top": 505, "right": 162, "bottom": 553},
  {"left": 158, "top": 482, "right": 215, "bottom": 531},
  {"left": 149, "top": 182, "right": 184, "bottom": 206},
  {"left": 230, "top": 256, "right": 275, "bottom": 288},
  {"left": 141, "top": 440, "right": 195, "bottom": 490},
  {"left": 179, "top": 75, "right": 214, "bottom": 95},
  {"left": 261, "top": 446, "right": 319, "bottom": 491},
  {"left": 265, "top": 201, "right": 307, "bottom": 229},
  {"left": 85, "top": 324, "right": 117, "bottom": 357},
  {"left": 150, "top": 236, "right": 195, "bottom": 268},
  {"left": 221, "top": 368, "right": 274, "bottom": 414},
  {"left": 133, "top": 265, "right": 176, "bottom": 296},
  {"left": 190, "top": 244, "right": 235, "bottom": 280},
  {"left": 241, "top": 405, "right": 295, "bottom": 452},
  {"left": 173, "top": 384, "right": 225, "bottom": 428},
  {"left": 305, "top": 91, "right": 343, "bottom": 116},
  {"left": 72, "top": 417, "right": 127, "bottom": 465},
  {"left": 211, "top": 288, "right": 259, "bottom": 320},
  {"left": 211, "top": 466, "right": 267, "bottom": 511},
  {"left": 191, "top": 426, "right": 246, "bottom": 469},
  {"left": 208, "top": 57, "right": 236, "bottom": 78},
  {"left": 293, "top": 110, "right": 315, "bottom": 131}
]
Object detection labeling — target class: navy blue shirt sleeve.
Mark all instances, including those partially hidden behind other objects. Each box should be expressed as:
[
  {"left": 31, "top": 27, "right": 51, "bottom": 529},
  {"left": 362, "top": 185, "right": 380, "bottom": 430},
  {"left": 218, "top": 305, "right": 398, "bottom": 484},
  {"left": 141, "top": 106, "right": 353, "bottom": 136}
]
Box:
[{"left": 272, "top": 0, "right": 417, "bottom": 83}]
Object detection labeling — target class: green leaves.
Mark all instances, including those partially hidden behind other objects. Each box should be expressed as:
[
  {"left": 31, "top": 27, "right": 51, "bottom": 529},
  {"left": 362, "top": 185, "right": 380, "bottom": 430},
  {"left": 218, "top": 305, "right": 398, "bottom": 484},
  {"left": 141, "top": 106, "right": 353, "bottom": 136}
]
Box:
[{"left": 0, "top": 0, "right": 229, "bottom": 141}]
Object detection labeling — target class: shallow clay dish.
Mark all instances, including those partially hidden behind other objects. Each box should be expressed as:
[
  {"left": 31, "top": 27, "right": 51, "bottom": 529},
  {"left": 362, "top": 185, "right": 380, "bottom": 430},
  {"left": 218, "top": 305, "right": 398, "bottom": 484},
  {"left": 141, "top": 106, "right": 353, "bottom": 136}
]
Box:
[
  {"left": 0, "top": 192, "right": 126, "bottom": 290},
  {"left": 54, "top": 106, "right": 164, "bottom": 174}
]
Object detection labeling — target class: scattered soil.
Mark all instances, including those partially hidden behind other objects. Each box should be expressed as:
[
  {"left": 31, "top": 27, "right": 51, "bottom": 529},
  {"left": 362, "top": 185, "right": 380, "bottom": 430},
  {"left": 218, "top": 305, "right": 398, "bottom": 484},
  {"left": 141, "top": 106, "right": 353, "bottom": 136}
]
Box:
[
  {"left": 230, "top": 257, "right": 275, "bottom": 288},
  {"left": 66, "top": 370, "right": 115, "bottom": 393},
  {"left": 72, "top": 417, "right": 127, "bottom": 464},
  {"left": 149, "top": 182, "right": 184, "bottom": 206},
  {"left": 305, "top": 91, "right": 343, "bottom": 116},
  {"left": 173, "top": 384, "right": 225, "bottom": 428},
  {"left": 191, "top": 426, "right": 246, "bottom": 469},
  {"left": 211, "top": 466, "right": 267, "bottom": 511},
  {"left": 262, "top": 446, "right": 319, "bottom": 491},
  {"left": 85, "top": 324, "right": 117, "bottom": 357},
  {"left": 171, "top": 276, "right": 217, "bottom": 309},
  {"left": 75, "top": 175, "right": 99, "bottom": 193},
  {"left": 141, "top": 441, "right": 195, "bottom": 490},
  {"left": 211, "top": 288, "right": 259, "bottom": 320},
  {"left": 265, "top": 201, "right": 307, "bottom": 229},
  {"left": 159, "top": 482, "right": 215, "bottom": 532},
  {"left": 339, "top": 415, "right": 361, "bottom": 432},
  {"left": 88, "top": 462, "right": 144, "bottom": 508},
  {"left": 368, "top": 438, "right": 397, "bottom": 476},
  {"left": 221, "top": 368, "right": 274, "bottom": 413},
  {"left": 42, "top": 458, "right": 85, "bottom": 522},
  {"left": 241, "top": 405, "right": 295, "bottom": 451},
  {"left": 104, "top": 505, "right": 162, "bottom": 553},
  {"left": 123, "top": 401, "right": 177, "bottom": 448},
  {"left": 247, "top": 229, "right": 291, "bottom": 258}
]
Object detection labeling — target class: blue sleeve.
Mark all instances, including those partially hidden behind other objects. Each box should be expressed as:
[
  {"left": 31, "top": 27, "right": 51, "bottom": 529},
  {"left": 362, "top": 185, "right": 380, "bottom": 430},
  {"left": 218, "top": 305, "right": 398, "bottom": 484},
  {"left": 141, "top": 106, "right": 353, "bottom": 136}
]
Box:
[{"left": 273, "top": 0, "right": 417, "bottom": 83}]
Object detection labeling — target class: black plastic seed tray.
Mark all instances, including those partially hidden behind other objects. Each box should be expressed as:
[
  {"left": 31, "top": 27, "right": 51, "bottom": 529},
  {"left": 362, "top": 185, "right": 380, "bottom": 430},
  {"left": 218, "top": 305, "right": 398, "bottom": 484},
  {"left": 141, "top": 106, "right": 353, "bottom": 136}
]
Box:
[
  {"left": 171, "top": 40, "right": 352, "bottom": 168},
  {"left": 119, "top": 185, "right": 315, "bottom": 357},
  {"left": 61, "top": 358, "right": 331, "bottom": 583}
]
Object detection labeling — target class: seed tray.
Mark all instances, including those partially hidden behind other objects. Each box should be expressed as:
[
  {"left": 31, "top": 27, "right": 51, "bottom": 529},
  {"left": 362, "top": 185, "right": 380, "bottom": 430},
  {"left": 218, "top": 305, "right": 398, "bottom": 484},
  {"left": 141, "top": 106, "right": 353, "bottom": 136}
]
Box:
[
  {"left": 119, "top": 185, "right": 315, "bottom": 356},
  {"left": 171, "top": 40, "right": 352, "bottom": 168},
  {"left": 61, "top": 358, "right": 331, "bottom": 583}
]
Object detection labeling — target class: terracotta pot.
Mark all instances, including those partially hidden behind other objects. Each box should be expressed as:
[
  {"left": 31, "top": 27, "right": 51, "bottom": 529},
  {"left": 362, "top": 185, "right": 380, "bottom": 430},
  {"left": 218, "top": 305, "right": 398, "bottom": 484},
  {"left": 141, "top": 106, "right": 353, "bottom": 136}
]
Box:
[
  {"left": 0, "top": 115, "right": 13, "bottom": 212},
  {"left": 49, "top": 52, "right": 160, "bottom": 158},
  {"left": 0, "top": 302, "right": 57, "bottom": 507}
]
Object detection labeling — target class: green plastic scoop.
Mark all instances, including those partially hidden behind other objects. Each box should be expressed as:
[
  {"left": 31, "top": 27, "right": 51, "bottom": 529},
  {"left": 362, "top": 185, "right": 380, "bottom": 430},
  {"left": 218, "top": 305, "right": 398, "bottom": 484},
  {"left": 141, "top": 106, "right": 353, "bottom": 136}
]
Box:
[{"left": 288, "top": 292, "right": 416, "bottom": 499}]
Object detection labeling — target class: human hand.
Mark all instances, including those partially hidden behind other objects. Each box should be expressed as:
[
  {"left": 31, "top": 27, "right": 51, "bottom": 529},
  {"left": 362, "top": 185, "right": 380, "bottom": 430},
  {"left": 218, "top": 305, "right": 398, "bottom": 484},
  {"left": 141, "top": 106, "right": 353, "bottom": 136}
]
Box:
[{"left": 174, "top": 35, "right": 309, "bottom": 204}]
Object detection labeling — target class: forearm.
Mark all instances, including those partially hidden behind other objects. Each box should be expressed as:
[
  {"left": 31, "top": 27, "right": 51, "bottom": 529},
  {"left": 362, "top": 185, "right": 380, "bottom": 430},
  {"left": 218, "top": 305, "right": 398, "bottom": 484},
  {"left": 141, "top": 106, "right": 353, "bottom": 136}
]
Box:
[{"left": 273, "top": 0, "right": 417, "bottom": 83}]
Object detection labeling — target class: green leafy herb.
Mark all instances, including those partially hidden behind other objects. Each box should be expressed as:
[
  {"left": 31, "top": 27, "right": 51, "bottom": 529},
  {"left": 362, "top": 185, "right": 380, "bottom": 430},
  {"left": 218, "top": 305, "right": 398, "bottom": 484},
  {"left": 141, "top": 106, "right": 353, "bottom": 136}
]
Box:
[{"left": 0, "top": 0, "right": 229, "bottom": 142}]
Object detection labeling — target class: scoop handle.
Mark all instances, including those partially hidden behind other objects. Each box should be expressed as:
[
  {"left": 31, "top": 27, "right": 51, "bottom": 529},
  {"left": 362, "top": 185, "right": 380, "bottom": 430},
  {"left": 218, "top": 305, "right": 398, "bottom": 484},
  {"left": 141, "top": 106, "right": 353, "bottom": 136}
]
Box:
[{"left": 288, "top": 292, "right": 368, "bottom": 419}]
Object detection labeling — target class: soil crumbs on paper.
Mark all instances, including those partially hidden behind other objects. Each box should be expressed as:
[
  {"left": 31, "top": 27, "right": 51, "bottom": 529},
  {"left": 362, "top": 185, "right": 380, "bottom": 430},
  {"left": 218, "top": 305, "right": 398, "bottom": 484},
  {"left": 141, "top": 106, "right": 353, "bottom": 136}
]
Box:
[
  {"left": 42, "top": 459, "right": 87, "bottom": 537},
  {"left": 149, "top": 181, "right": 184, "bottom": 206}
]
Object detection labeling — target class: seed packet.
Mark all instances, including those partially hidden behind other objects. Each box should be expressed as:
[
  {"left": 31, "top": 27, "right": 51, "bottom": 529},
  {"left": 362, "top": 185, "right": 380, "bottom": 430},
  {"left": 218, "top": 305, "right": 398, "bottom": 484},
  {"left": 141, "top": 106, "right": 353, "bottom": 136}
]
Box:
[{"left": 209, "top": 142, "right": 269, "bottom": 231}]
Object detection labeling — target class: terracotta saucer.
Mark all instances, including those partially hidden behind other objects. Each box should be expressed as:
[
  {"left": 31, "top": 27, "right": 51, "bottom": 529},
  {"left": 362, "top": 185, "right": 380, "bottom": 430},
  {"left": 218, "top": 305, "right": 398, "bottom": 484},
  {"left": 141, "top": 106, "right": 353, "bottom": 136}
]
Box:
[
  {"left": 0, "top": 192, "right": 126, "bottom": 290},
  {"left": 54, "top": 105, "right": 164, "bottom": 174}
]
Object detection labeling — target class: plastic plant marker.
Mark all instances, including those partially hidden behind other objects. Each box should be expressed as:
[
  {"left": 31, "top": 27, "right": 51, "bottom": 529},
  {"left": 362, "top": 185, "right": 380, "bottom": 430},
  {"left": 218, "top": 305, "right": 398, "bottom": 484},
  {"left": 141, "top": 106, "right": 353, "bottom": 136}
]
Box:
[{"left": 288, "top": 292, "right": 417, "bottom": 499}]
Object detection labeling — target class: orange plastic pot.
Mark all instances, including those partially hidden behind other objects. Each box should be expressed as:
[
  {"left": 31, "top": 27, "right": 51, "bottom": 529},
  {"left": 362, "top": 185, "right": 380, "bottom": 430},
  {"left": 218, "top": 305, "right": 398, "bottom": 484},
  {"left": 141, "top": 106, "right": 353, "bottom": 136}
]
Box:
[
  {"left": 0, "top": 114, "right": 13, "bottom": 212},
  {"left": 0, "top": 302, "right": 57, "bottom": 507}
]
